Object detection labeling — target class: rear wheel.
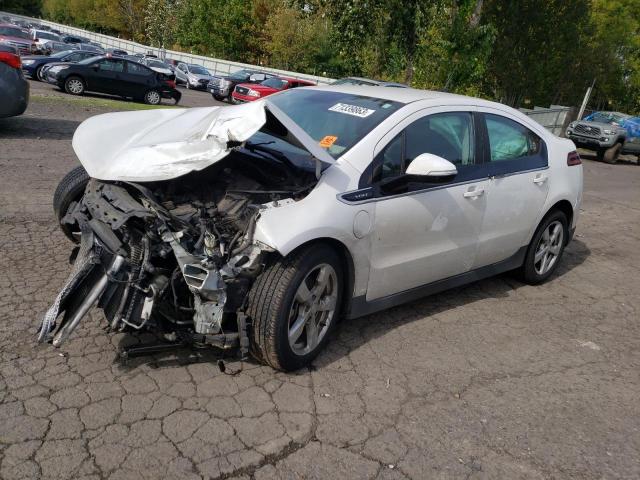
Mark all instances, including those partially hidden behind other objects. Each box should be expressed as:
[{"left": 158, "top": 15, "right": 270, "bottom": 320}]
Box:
[
  {"left": 53, "top": 165, "right": 90, "bottom": 242},
  {"left": 519, "top": 210, "right": 568, "bottom": 285},
  {"left": 213, "top": 93, "right": 224, "bottom": 101},
  {"left": 144, "top": 89, "right": 161, "bottom": 105},
  {"left": 247, "top": 245, "right": 343, "bottom": 371},
  {"left": 603, "top": 142, "right": 622, "bottom": 164},
  {"left": 64, "top": 76, "right": 85, "bottom": 95},
  {"left": 34, "top": 65, "right": 43, "bottom": 81}
]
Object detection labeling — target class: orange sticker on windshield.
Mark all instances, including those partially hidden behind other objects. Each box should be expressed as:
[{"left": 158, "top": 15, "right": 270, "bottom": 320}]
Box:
[{"left": 319, "top": 135, "right": 338, "bottom": 148}]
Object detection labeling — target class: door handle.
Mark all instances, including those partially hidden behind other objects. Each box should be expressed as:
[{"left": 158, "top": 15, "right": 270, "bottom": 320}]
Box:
[
  {"left": 533, "top": 173, "right": 548, "bottom": 185},
  {"left": 463, "top": 187, "right": 485, "bottom": 198}
]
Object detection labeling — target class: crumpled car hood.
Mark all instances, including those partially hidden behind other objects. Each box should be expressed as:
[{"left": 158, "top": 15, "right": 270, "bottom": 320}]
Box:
[{"left": 72, "top": 100, "right": 268, "bottom": 182}]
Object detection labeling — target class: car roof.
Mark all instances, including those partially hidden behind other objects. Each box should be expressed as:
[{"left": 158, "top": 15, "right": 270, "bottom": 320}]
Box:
[{"left": 310, "top": 84, "right": 502, "bottom": 107}]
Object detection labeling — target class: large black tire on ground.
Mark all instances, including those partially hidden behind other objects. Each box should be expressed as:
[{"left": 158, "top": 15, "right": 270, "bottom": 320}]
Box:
[
  {"left": 34, "top": 65, "right": 43, "bottom": 81},
  {"left": 212, "top": 93, "right": 224, "bottom": 101},
  {"left": 519, "top": 210, "right": 568, "bottom": 285},
  {"left": 246, "top": 244, "right": 343, "bottom": 371},
  {"left": 603, "top": 143, "right": 622, "bottom": 164},
  {"left": 53, "top": 165, "right": 90, "bottom": 242}
]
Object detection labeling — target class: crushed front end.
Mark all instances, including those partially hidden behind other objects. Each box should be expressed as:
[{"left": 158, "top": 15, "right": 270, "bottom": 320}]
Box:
[{"left": 38, "top": 158, "right": 312, "bottom": 356}]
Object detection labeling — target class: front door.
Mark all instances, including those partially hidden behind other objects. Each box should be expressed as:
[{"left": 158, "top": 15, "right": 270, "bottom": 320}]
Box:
[
  {"left": 366, "top": 111, "right": 489, "bottom": 301},
  {"left": 473, "top": 112, "right": 550, "bottom": 267},
  {"left": 88, "top": 58, "right": 126, "bottom": 95}
]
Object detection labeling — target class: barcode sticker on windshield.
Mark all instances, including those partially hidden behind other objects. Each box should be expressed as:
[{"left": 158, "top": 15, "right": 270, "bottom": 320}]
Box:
[{"left": 328, "top": 103, "right": 375, "bottom": 118}]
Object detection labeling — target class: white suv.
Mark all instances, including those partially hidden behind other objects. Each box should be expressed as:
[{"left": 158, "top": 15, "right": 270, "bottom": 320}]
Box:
[{"left": 43, "top": 86, "right": 583, "bottom": 370}]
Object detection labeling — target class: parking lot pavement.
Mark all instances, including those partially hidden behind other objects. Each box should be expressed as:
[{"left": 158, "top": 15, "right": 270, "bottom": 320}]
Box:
[{"left": 1, "top": 96, "right": 639, "bottom": 480}]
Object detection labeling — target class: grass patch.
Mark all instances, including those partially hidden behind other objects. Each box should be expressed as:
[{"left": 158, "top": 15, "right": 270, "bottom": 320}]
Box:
[{"left": 31, "top": 93, "right": 181, "bottom": 111}]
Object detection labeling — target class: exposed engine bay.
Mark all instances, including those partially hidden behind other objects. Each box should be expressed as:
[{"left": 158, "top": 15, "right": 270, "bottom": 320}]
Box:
[{"left": 38, "top": 149, "right": 317, "bottom": 356}]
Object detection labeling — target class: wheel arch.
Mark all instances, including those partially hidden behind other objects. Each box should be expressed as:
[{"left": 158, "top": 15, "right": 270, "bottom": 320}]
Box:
[
  {"left": 537, "top": 199, "right": 573, "bottom": 246},
  {"left": 274, "top": 237, "right": 356, "bottom": 318}
]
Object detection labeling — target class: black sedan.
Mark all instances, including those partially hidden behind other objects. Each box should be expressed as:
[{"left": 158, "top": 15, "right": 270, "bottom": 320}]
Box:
[
  {"left": 0, "top": 44, "right": 29, "bottom": 117},
  {"left": 21, "top": 49, "right": 98, "bottom": 80},
  {"left": 46, "top": 56, "right": 181, "bottom": 105}
]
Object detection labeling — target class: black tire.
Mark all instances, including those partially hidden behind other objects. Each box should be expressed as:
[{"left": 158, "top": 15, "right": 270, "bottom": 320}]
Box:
[
  {"left": 143, "top": 89, "right": 161, "bottom": 105},
  {"left": 34, "top": 65, "right": 43, "bottom": 81},
  {"left": 603, "top": 143, "right": 621, "bottom": 164},
  {"left": 64, "top": 76, "right": 85, "bottom": 95},
  {"left": 53, "top": 165, "right": 90, "bottom": 242},
  {"left": 213, "top": 93, "right": 224, "bottom": 101},
  {"left": 246, "top": 244, "right": 343, "bottom": 371},
  {"left": 519, "top": 210, "right": 568, "bottom": 285}
]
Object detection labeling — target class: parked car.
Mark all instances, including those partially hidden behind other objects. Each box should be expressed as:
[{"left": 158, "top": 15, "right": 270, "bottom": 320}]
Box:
[
  {"left": 141, "top": 58, "right": 173, "bottom": 76},
  {"left": 46, "top": 55, "right": 181, "bottom": 105},
  {"left": 0, "top": 43, "right": 29, "bottom": 117},
  {"left": 106, "top": 48, "right": 128, "bottom": 57},
  {"left": 174, "top": 62, "right": 213, "bottom": 89},
  {"left": 332, "top": 76, "right": 408, "bottom": 88},
  {"left": 0, "top": 23, "right": 36, "bottom": 55},
  {"left": 30, "top": 29, "right": 61, "bottom": 54},
  {"left": 40, "top": 40, "right": 77, "bottom": 55},
  {"left": 22, "top": 49, "right": 98, "bottom": 81},
  {"left": 231, "top": 76, "right": 315, "bottom": 103},
  {"left": 208, "top": 68, "right": 273, "bottom": 102},
  {"left": 61, "top": 34, "right": 85, "bottom": 45},
  {"left": 78, "top": 43, "right": 104, "bottom": 54},
  {"left": 41, "top": 86, "right": 583, "bottom": 370},
  {"left": 566, "top": 111, "right": 640, "bottom": 164}
]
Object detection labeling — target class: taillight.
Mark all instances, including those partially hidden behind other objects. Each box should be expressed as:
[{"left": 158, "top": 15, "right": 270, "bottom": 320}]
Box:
[
  {"left": 567, "top": 151, "right": 582, "bottom": 166},
  {"left": 166, "top": 80, "right": 176, "bottom": 89},
  {"left": 0, "top": 51, "right": 21, "bottom": 69}
]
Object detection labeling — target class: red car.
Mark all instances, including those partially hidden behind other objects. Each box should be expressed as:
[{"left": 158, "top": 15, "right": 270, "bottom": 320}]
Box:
[
  {"left": 0, "top": 24, "right": 36, "bottom": 56},
  {"left": 232, "top": 76, "right": 315, "bottom": 103}
]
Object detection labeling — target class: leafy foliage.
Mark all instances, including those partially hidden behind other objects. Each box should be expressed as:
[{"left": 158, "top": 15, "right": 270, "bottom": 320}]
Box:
[{"left": 6, "top": 0, "right": 637, "bottom": 112}]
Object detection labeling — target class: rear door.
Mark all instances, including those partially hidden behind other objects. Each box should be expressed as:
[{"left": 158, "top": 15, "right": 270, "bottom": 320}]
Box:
[
  {"left": 473, "top": 112, "right": 550, "bottom": 268},
  {"left": 123, "top": 60, "right": 156, "bottom": 98}
]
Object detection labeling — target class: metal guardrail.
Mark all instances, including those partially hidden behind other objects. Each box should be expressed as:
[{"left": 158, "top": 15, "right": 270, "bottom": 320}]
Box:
[{"left": 1, "top": 10, "right": 335, "bottom": 85}]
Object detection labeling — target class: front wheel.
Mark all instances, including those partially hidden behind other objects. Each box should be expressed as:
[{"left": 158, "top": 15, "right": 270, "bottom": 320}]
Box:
[
  {"left": 34, "top": 65, "right": 43, "bottom": 81},
  {"left": 519, "top": 210, "right": 568, "bottom": 285},
  {"left": 64, "top": 76, "right": 85, "bottom": 96},
  {"left": 247, "top": 245, "right": 343, "bottom": 371},
  {"left": 144, "top": 89, "right": 161, "bottom": 105},
  {"left": 213, "top": 93, "right": 224, "bottom": 101},
  {"left": 53, "top": 165, "right": 90, "bottom": 242}
]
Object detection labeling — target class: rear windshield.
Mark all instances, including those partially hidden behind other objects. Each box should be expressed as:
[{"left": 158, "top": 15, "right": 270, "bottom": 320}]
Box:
[
  {"left": 267, "top": 89, "right": 403, "bottom": 158},
  {"left": 0, "top": 26, "right": 30, "bottom": 39}
]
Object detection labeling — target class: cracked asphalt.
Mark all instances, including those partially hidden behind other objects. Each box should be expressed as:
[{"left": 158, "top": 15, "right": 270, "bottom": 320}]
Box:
[{"left": 0, "top": 82, "right": 639, "bottom": 479}]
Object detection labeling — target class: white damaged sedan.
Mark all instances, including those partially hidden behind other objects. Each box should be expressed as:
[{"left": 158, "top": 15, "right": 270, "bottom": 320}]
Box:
[{"left": 41, "top": 85, "right": 583, "bottom": 370}]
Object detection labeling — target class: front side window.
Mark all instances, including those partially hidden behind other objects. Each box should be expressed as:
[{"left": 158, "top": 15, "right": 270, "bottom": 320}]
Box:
[
  {"left": 374, "top": 112, "right": 475, "bottom": 182},
  {"left": 485, "top": 114, "right": 541, "bottom": 162}
]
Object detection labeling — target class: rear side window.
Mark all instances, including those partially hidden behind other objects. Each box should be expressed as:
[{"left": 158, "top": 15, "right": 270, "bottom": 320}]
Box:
[
  {"left": 127, "top": 62, "right": 151, "bottom": 76},
  {"left": 97, "top": 59, "right": 124, "bottom": 72},
  {"left": 485, "top": 114, "right": 542, "bottom": 162}
]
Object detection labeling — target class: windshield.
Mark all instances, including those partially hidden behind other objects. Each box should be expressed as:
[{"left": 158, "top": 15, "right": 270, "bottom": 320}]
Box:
[
  {"left": 230, "top": 69, "right": 252, "bottom": 80},
  {"left": 189, "top": 65, "right": 209, "bottom": 75},
  {"left": 0, "top": 26, "right": 30, "bottom": 39},
  {"left": 332, "top": 78, "right": 378, "bottom": 86},
  {"left": 36, "top": 31, "right": 59, "bottom": 41},
  {"left": 51, "top": 50, "right": 74, "bottom": 58},
  {"left": 267, "top": 89, "right": 403, "bottom": 158},
  {"left": 262, "top": 77, "right": 288, "bottom": 90}
]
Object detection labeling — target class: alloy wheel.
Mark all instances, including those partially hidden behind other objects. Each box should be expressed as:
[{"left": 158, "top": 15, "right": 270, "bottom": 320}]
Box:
[
  {"left": 534, "top": 220, "right": 564, "bottom": 275},
  {"left": 288, "top": 264, "right": 338, "bottom": 356},
  {"left": 146, "top": 90, "right": 161, "bottom": 105},
  {"left": 67, "top": 78, "right": 83, "bottom": 94}
]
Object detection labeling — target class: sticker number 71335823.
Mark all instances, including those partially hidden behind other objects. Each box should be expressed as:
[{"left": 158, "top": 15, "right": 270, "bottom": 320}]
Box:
[{"left": 328, "top": 103, "right": 376, "bottom": 118}]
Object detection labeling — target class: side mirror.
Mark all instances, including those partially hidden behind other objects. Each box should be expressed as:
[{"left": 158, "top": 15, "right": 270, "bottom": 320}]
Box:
[{"left": 405, "top": 153, "right": 457, "bottom": 180}]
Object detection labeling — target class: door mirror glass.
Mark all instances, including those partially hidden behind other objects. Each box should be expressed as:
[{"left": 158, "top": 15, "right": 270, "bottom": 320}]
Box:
[{"left": 405, "top": 153, "right": 457, "bottom": 179}]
